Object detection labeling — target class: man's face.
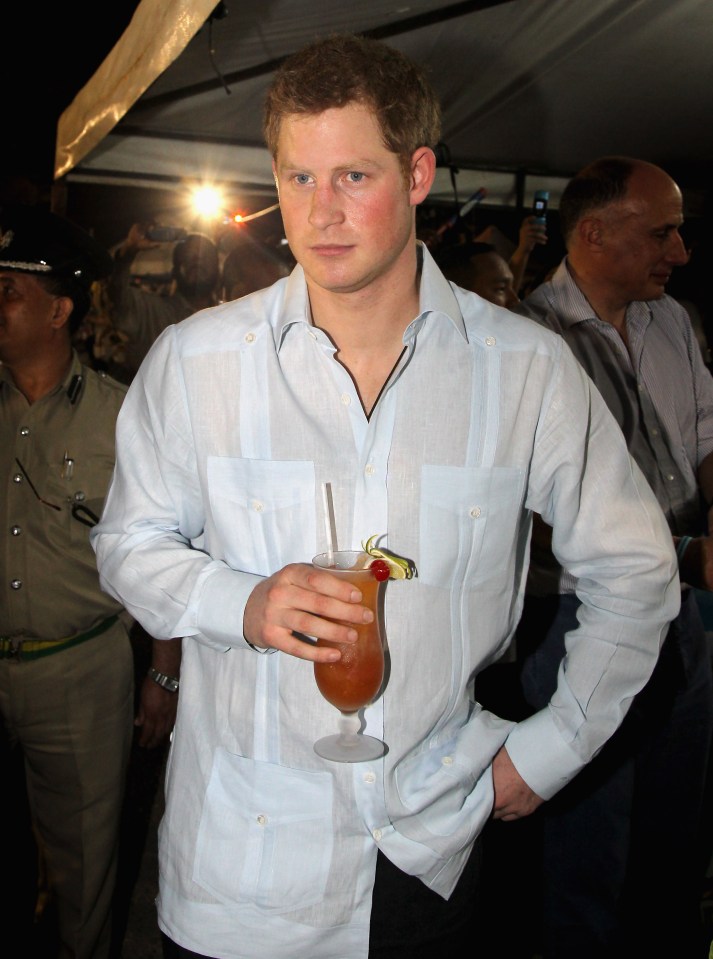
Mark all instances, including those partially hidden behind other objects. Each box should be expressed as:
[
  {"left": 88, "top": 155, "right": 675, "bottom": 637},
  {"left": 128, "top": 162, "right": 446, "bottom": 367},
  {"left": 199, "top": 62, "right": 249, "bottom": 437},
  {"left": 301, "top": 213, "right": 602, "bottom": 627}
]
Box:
[
  {"left": 470, "top": 252, "right": 519, "bottom": 309},
  {"left": 272, "top": 103, "right": 421, "bottom": 297},
  {"left": 0, "top": 271, "right": 61, "bottom": 367},
  {"left": 596, "top": 165, "right": 688, "bottom": 303}
]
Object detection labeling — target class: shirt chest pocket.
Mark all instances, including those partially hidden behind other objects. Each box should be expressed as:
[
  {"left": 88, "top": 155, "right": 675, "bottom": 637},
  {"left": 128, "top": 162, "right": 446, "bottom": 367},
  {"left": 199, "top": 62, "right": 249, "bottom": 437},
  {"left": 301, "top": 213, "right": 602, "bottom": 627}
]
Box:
[
  {"left": 207, "top": 457, "right": 316, "bottom": 574},
  {"left": 419, "top": 465, "right": 525, "bottom": 590}
]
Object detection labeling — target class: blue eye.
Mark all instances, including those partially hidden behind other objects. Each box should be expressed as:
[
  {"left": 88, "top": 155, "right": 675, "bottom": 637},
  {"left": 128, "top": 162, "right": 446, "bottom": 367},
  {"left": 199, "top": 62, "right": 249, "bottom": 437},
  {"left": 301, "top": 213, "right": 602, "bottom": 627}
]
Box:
[
  {"left": 346, "top": 172, "right": 365, "bottom": 183},
  {"left": 294, "top": 174, "right": 311, "bottom": 185}
]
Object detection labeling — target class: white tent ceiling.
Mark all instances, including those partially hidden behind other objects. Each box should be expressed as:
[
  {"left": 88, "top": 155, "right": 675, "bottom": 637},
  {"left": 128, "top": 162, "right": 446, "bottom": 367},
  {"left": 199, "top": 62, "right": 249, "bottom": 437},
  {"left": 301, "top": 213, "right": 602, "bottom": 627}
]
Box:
[{"left": 56, "top": 0, "right": 713, "bottom": 217}]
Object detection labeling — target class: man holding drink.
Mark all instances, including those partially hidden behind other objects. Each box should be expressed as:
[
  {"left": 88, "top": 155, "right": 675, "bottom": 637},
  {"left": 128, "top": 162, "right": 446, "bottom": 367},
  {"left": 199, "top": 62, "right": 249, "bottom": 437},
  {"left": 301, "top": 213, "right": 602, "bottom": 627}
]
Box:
[{"left": 92, "top": 34, "right": 679, "bottom": 959}]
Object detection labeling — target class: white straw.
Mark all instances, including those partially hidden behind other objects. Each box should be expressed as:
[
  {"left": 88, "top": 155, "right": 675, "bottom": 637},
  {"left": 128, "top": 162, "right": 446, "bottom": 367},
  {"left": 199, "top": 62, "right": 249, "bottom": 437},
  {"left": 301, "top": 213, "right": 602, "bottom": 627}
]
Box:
[{"left": 321, "top": 482, "right": 337, "bottom": 564}]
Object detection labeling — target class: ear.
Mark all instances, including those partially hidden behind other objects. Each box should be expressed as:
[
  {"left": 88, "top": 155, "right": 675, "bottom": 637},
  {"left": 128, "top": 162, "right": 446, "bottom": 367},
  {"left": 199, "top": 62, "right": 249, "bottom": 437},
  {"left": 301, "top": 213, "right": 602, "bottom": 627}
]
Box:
[
  {"left": 409, "top": 147, "right": 436, "bottom": 207},
  {"left": 49, "top": 295, "right": 74, "bottom": 332},
  {"left": 578, "top": 216, "right": 604, "bottom": 249}
]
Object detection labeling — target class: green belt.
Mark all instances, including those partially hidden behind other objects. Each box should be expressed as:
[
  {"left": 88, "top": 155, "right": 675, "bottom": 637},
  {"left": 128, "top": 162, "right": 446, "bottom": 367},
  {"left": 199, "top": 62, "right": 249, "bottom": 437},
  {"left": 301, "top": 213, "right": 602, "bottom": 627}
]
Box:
[{"left": 0, "top": 615, "right": 119, "bottom": 661}]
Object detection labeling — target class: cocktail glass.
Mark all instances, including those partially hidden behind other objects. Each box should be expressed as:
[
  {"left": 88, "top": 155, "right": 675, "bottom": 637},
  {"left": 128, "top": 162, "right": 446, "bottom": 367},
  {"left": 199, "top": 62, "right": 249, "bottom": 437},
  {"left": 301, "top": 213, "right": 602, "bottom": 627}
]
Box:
[{"left": 312, "top": 549, "right": 386, "bottom": 762}]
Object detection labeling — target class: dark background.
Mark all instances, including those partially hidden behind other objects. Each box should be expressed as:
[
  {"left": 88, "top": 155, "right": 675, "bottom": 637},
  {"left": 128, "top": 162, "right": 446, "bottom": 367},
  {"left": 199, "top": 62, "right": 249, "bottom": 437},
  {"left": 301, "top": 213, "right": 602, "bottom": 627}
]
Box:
[{"left": 1, "top": 3, "right": 141, "bottom": 196}]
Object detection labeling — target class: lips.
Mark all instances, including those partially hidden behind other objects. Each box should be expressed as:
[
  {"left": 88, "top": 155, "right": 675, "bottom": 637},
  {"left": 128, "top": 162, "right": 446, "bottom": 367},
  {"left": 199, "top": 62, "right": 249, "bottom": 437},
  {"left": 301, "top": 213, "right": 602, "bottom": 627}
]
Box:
[{"left": 310, "top": 248, "right": 353, "bottom": 259}]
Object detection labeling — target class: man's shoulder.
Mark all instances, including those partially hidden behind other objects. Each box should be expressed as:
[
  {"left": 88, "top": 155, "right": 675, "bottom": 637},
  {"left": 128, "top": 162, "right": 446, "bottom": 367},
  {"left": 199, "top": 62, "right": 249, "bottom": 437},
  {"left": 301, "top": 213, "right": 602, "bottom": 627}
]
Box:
[
  {"left": 455, "top": 287, "right": 563, "bottom": 352},
  {"left": 81, "top": 364, "right": 129, "bottom": 407}
]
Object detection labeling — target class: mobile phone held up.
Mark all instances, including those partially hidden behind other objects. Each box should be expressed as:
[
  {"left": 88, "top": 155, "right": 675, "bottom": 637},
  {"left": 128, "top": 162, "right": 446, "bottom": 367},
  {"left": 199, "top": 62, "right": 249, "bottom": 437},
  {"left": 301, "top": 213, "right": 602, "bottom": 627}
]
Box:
[
  {"left": 146, "top": 226, "right": 187, "bottom": 243},
  {"left": 532, "top": 190, "right": 549, "bottom": 226}
]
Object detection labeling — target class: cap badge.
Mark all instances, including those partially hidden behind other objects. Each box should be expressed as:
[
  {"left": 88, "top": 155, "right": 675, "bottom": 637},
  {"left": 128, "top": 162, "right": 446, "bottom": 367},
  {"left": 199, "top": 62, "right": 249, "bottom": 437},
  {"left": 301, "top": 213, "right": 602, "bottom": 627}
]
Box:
[{"left": 0, "top": 228, "right": 14, "bottom": 250}]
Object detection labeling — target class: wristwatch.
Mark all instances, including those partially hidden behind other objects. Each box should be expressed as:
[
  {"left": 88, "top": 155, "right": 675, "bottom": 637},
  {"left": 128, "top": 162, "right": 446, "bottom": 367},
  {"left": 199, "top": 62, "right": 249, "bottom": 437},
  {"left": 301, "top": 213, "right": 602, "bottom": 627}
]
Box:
[{"left": 147, "top": 666, "right": 180, "bottom": 692}]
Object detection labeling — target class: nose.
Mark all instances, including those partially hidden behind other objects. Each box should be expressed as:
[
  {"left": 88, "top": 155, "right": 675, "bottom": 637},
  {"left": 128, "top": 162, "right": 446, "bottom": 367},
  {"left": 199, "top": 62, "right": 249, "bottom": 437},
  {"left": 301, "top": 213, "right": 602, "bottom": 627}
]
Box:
[
  {"left": 666, "top": 230, "right": 689, "bottom": 266},
  {"left": 309, "top": 184, "right": 344, "bottom": 229}
]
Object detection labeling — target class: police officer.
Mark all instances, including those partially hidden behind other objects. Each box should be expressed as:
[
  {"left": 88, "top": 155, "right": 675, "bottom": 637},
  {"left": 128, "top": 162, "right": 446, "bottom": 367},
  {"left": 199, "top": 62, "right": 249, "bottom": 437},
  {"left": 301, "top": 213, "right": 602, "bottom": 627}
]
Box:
[{"left": 0, "top": 204, "right": 135, "bottom": 958}]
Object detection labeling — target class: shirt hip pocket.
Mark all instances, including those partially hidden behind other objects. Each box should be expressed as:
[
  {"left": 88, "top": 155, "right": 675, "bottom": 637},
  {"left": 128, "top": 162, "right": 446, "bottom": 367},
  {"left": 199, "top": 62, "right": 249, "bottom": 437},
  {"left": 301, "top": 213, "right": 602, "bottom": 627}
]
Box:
[{"left": 193, "top": 748, "right": 334, "bottom": 912}]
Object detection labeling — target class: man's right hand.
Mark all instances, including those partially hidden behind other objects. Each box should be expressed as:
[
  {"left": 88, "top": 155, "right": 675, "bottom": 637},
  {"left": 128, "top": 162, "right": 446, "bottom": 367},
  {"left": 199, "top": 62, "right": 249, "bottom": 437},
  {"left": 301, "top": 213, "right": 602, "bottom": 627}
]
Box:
[
  {"left": 243, "top": 562, "right": 374, "bottom": 660},
  {"left": 114, "top": 222, "right": 160, "bottom": 263}
]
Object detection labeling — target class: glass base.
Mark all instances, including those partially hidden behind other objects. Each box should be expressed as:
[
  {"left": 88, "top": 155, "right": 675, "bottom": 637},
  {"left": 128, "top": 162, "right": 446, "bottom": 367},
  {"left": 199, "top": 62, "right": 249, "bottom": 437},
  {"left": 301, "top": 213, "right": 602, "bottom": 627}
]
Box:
[{"left": 314, "top": 732, "right": 386, "bottom": 763}]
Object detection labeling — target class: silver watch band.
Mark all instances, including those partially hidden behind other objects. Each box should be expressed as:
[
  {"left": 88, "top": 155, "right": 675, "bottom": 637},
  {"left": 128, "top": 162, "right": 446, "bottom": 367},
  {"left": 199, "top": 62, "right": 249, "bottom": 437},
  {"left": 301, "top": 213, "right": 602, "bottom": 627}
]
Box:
[{"left": 147, "top": 666, "right": 180, "bottom": 692}]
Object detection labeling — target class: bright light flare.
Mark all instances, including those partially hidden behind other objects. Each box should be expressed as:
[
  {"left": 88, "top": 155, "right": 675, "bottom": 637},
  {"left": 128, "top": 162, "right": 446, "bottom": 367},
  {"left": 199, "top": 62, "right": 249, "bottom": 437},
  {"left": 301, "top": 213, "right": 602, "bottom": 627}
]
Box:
[{"left": 190, "top": 185, "right": 225, "bottom": 219}]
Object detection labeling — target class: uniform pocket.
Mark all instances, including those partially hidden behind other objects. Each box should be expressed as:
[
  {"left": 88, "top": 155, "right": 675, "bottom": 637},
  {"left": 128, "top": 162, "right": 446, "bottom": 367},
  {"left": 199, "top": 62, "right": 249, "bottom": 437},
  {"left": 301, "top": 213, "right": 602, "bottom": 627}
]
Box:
[
  {"left": 419, "top": 464, "right": 525, "bottom": 589},
  {"left": 193, "top": 748, "right": 334, "bottom": 912},
  {"left": 207, "top": 457, "right": 315, "bottom": 573}
]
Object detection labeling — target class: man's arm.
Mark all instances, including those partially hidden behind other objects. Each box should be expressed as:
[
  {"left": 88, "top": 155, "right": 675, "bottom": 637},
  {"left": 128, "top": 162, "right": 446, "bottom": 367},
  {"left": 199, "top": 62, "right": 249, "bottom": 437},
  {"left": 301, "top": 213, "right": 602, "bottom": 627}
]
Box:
[
  {"left": 509, "top": 215, "right": 548, "bottom": 294},
  {"left": 135, "top": 636, "right": 182, "bottom": 748}
]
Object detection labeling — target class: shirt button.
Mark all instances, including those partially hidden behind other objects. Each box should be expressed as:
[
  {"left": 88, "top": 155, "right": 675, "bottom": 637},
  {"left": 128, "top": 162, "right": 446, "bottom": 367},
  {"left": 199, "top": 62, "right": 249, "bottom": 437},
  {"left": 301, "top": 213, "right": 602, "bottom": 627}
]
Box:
[
  {"left": 365, "top": 464, "right": 375, "bottom": 477},
  {"left": 20, "top": 427, "right": 30, "bottom": 436},
  {"left": 11, "top": 579, "right": 22, "bottom": 590},
  {"left": 667, "top": 474, "right": 675, "bottom": 481},
  {"left": 485, "top": 336, "right": 496, "bottom": 346},
  {"left": 11, "top": 526, "right": 22, "bottom": 536},
  {"left": 363, "top": 772, "right": 376, "bottom": 784},
  {"left": 251, "top": 500, "right": 264, "bottom": 512},
  {"left": 256, "top": 814, "right": 267, "bottom": 826},
  {"left": 13, "top": 473, "right": 23, "bottom": 484},
  {"left": 470, "top": 506, "right": 481, "bottom": 518},
  {"left": 245, "top": 332, "right": 255, "bottom": 344},
  {"left": 341, "top": 393, "right": 351, "bottom": 406},
  {"left": 372, "top": 828, "right": 382, "bottom": 841},
  {"left": 442, "top": 755, "right": 454, "bottom": 766}
]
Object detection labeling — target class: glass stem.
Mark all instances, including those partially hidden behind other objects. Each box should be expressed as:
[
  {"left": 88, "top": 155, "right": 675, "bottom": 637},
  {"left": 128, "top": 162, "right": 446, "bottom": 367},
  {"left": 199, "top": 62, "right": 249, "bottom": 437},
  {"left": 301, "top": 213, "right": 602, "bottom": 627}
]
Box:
[{"left": 339, "top": 712, "right": 361, "bottom": 740}]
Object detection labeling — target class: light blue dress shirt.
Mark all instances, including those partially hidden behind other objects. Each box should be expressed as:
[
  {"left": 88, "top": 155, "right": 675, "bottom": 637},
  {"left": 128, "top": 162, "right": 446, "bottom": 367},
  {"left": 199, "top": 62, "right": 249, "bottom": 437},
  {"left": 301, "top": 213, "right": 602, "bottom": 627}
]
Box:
[{"left": 92, "top": 244, "right": 678, "bottom": 959}]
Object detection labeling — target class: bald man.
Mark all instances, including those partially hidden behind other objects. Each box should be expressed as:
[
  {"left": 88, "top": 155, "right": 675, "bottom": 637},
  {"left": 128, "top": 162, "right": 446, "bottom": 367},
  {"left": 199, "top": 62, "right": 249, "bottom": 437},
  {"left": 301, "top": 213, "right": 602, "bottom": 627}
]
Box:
[{"left": 516, "top": 157, "right": 713, "bottom": 958}]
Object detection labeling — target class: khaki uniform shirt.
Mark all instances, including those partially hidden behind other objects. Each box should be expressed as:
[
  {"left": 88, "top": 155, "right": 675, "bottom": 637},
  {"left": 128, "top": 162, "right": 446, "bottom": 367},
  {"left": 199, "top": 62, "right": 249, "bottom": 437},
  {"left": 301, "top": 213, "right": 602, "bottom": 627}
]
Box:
[{"left": 1, "top": 352, "right": 127, "bottom": 641}]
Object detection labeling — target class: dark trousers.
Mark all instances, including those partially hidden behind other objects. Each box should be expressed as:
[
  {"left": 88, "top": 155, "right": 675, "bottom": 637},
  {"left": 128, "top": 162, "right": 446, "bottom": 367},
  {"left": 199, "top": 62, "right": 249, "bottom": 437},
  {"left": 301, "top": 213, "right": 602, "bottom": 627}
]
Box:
[
  {"left": 162, "top": 842, "right": 482, "bottom": 959},
  {"left": 518, "top": 589, "right": 713, "bottom": 959}
]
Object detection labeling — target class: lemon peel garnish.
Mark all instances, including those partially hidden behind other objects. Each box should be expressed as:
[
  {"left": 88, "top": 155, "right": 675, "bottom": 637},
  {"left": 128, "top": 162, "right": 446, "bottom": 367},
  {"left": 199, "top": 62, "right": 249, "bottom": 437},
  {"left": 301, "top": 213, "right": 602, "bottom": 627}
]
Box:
[{"left": 361, "top": 535, "right": 416, "bottom": 580}]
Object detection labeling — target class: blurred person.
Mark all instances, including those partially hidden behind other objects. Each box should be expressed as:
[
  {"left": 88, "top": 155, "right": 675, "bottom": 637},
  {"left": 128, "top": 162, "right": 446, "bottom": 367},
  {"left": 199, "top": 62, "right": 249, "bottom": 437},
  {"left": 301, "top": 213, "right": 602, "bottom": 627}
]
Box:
[
  {"left": 91, "top": 37, "right": 679, "bottom": 959},
  {"left": 436, "top": 240, "right": 520, "bottom": 308},
  {"left": 104, "top": 225, "right": 221, "bottom": 381},
  {"left": 221, "top": 233, "right": 291, "bottom": 301},
  {"left": 516, "top": 156, "right": 713, "bottom": 958}
]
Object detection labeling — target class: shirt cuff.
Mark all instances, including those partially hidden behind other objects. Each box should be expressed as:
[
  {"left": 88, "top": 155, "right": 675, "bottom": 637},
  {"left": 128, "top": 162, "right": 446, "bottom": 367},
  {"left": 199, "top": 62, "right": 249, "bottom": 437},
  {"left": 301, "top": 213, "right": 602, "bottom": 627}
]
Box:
[
  {"left": 505, "top": 707, "right": 588, "bottom": 801},
  {"left": 195, "top": 566, "right": 265, "bottom": 652}
]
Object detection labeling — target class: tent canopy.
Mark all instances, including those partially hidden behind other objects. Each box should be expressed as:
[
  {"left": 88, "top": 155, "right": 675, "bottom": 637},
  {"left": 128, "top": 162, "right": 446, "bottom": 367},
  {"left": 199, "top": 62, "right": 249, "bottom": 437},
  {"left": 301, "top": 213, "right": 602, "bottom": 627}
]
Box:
[{"left": 56, "top": 0, "right": 713, "bottom": 216}]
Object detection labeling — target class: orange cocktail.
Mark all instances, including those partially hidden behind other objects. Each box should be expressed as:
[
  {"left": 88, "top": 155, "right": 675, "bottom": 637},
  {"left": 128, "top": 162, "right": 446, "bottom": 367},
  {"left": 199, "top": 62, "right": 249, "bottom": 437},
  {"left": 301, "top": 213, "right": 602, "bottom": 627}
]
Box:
[
  {"left": 313, "top": 562, "right": 384, "bottom": 711},
  {"left": 312, "top": 550, "right": 386, "bottom": 762}
]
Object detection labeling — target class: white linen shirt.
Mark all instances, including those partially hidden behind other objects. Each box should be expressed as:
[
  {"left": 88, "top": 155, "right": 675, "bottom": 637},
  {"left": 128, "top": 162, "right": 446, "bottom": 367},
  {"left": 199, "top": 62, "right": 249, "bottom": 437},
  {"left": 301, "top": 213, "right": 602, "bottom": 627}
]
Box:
[{"left": 92, "top": 244, "right": 678, "bottom": 959}]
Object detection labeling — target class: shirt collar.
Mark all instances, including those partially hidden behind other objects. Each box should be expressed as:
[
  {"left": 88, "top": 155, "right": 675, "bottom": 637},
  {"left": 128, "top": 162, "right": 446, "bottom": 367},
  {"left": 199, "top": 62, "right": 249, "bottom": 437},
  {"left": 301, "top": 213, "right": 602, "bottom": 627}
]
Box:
[
  {"left": 551, "top": 258, "right": 652, "bottom": 329},
  {"left": 272, "top": 241, "right": 468, "bottom": 353}
]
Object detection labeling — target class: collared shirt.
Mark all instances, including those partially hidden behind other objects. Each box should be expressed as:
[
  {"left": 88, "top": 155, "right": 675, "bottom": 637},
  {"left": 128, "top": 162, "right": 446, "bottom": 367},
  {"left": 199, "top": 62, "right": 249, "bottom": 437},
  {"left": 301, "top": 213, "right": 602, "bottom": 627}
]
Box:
[
  {"left": 1, "top": 353, "right": 127, "bottom": 639},
  {"left": 518, "top": 259, "right": 713, "bottom": 594},
  {"left": 92, "top": 245, "right": 678, "bottom": 959}
]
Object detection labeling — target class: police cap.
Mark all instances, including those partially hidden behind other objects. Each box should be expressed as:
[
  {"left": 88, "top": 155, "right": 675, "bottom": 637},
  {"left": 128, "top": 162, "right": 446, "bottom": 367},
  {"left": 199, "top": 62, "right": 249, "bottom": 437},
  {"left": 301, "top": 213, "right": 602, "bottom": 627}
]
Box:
[{"left": 0, "top": 203, "right": 113, "bottom": 289}]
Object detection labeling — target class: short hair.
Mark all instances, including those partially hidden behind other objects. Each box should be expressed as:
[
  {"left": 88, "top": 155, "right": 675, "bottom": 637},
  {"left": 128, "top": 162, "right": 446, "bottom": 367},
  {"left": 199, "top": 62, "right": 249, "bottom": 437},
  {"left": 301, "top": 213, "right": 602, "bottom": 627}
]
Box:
[
  {"left": 172, "top": 233, "right": 218, "bottom": 273},
  {"left": 36, "top": 272, "right": 91, "bottom": 336},
  {"left": 435, "top": 241, "right": 498, "bottom": 285},
  {"left": 559, "top": 156, "right": 637, "bottom": 244},
  {"left": 263, "top": 34, "right": 442, "bottom": 182}
]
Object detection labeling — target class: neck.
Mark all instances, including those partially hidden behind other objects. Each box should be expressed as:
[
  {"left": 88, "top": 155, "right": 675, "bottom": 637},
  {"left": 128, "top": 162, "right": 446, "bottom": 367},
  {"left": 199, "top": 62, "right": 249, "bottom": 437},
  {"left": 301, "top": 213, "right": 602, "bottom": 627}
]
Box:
[
  {"left": 567, "top": 258, "right": 628, "bottom": 334},
  {"left": 308, "top": 250, "right": 421, "bottom": 416},
  {"left": 5, "top": 345, "right": 73, "bottom": 404}
]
